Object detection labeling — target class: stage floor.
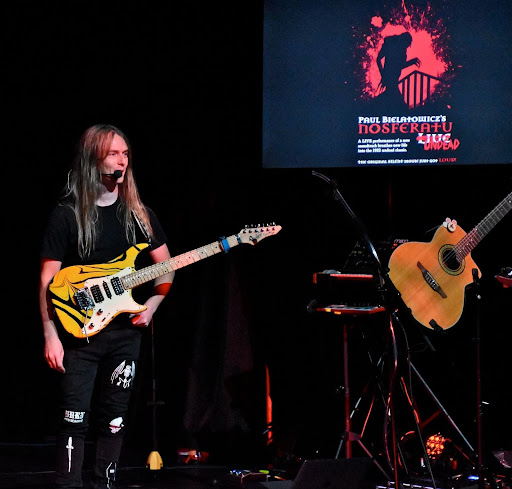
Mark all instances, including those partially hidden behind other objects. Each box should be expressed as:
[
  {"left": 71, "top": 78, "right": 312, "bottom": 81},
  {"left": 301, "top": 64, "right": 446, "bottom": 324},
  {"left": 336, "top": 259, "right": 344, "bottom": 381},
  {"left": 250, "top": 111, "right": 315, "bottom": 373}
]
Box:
[
  {"left": 0, "top": 443, "right": 290, "bottom": 489},
  {"left": 2, "top": 443, "right": 508, "bottom": 489},
  {"left": 0, "top": 466, "right": 290, "bottom": 489}
]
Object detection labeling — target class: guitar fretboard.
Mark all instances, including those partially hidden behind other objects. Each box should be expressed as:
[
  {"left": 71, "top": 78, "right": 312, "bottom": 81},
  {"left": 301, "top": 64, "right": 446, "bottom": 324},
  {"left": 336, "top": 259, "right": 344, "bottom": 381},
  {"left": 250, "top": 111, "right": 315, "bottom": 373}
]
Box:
[
  {"left": 121, "top": 234, "right": 240, "bottom": 289},
  {"left": 455, "top": 191, "right": 512, "bottom": 260}
]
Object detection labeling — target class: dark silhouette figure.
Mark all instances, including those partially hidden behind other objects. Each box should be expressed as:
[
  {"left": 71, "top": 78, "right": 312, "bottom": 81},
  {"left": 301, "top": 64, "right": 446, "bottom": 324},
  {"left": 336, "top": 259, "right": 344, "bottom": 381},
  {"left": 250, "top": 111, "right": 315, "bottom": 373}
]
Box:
[{"left": 377, "top": 32, "right": 421, "bottom": 106}]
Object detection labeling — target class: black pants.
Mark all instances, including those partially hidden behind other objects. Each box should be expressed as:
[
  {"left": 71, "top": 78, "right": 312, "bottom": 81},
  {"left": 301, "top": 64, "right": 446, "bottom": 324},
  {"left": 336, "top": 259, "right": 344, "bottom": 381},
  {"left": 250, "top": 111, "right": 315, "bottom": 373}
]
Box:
[{"left": 56, "top": 324, "right": 142, "bottom": 488}]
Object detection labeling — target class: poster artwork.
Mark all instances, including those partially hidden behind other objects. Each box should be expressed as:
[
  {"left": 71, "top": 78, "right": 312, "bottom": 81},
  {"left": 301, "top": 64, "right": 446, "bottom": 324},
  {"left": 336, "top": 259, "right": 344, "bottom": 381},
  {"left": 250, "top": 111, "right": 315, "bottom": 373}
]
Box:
[{"left": 355, "top": 1, "right": 459, "bottom": 166}]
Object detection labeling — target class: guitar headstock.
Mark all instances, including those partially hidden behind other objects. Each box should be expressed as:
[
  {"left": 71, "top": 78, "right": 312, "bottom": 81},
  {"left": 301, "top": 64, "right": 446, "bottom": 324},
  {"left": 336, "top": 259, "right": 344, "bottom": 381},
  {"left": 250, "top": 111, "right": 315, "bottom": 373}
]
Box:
[{"left": 238, "top": 223, "right": 282, "bottom": 245}]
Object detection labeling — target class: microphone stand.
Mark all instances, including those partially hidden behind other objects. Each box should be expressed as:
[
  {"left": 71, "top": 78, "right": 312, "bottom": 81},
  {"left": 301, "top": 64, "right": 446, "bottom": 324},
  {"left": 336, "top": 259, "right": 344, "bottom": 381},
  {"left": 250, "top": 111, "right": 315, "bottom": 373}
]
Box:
[
  {"left": 312, "top": 171, "right": 384, "bottom": 285},
  {"left": 311, "top": 171, "right": 436, "bottom": 489}
]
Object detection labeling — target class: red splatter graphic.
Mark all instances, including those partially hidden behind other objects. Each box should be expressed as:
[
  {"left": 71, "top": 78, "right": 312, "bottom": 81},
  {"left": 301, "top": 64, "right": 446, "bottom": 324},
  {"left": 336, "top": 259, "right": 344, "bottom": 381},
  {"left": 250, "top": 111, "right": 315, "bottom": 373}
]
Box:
[{"left": 356, "top": 2, "right": 454, "bottom": 108}]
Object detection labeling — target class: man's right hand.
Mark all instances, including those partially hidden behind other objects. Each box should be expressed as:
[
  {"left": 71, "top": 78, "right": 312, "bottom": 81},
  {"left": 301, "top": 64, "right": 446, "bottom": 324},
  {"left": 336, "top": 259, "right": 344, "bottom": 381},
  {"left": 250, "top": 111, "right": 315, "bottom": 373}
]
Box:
[{"left": 44, "top": 335, "right": 65, "bottom": 373}]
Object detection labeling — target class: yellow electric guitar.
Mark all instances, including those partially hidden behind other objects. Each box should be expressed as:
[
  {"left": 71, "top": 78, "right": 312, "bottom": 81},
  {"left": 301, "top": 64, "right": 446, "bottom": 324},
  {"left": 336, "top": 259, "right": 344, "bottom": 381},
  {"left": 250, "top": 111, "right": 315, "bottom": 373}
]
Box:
[
  {"left": 388, "top": 192, "right": 511, "bottom": 330},
  {"left": 49, "top": 224, "right": 282, "bottom": 339}
]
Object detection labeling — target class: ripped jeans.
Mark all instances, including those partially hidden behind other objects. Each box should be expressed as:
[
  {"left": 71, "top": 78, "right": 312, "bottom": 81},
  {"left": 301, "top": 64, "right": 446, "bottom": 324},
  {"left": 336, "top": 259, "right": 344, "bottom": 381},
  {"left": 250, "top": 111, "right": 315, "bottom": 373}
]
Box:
[{"left": 55, "top": 324, "right": 142, "bottom": 488}]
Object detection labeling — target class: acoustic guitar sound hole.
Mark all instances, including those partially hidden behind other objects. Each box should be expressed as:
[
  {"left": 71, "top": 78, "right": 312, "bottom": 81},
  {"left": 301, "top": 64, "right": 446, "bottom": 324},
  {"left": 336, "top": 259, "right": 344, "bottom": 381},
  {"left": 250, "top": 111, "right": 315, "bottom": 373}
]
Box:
[{"left": 439, "top": 245, "right": 464, "bottom": 275}]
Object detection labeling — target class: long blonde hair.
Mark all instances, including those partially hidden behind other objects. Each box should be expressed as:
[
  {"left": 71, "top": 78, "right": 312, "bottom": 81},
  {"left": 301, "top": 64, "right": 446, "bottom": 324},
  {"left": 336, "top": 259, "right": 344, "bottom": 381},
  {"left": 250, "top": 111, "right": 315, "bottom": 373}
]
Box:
[{"left": 64, "top": 124, "right": 153, "bottom": 258}]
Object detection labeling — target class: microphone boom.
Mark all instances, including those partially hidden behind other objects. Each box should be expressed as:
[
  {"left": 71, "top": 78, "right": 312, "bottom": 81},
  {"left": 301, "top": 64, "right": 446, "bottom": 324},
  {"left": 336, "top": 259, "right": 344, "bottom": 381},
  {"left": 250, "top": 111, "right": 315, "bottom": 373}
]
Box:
[{"left": 102, "top": 170, "right": 123, "bottom": 179}]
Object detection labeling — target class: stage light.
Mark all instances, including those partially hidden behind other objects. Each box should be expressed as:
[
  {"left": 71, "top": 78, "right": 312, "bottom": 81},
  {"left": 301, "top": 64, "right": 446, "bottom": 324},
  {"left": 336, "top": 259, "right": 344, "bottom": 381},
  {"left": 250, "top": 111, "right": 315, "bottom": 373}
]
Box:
[{"left": 426, "top": 433, "right": 447, "bottom": 460}]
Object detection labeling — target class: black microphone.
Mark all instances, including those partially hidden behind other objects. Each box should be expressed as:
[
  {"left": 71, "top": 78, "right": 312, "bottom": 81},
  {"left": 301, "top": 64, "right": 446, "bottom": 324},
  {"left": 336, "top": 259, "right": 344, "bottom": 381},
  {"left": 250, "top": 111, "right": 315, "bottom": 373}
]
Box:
[{"left": 102, "top": 170, "right": 123, "bottom": 179}]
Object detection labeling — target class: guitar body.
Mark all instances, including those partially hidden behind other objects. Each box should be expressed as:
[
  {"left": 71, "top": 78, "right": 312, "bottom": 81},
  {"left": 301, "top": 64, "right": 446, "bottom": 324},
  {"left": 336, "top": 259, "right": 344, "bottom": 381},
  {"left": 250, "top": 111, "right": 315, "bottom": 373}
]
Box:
[
  {"left": 388, "top": 225, "right": 480, "bottom": 330},
  {"left": 49, "top": 244, "right": 149, "bottom": 339}
]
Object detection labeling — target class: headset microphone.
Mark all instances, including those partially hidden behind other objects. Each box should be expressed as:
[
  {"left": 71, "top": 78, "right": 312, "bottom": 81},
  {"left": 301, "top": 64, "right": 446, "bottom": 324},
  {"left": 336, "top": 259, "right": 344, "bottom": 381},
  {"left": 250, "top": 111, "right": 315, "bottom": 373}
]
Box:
[{"left": 102, "top": 170, "right": 123, "bottom": 179}]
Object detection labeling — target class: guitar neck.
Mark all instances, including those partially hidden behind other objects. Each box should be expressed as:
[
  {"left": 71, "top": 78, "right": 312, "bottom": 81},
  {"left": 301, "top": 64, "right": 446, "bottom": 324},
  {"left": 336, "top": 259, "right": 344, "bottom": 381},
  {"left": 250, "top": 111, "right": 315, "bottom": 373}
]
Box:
[
  {"left": 122, "top": 234, "right": 240, "bottom": 289},
  {"left": 456, "top": 191, "right": 512, "bottom": 259}
]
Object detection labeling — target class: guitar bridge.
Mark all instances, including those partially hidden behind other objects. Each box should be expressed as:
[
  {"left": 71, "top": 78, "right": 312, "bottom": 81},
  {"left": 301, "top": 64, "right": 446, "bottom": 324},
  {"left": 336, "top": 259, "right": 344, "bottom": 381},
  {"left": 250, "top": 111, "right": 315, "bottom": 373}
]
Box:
[
  {"left": 75, "top": 288, "right": 95, "bottom": 310},
  {"left": 417, "top": 261, "right": 447, "bottom": 298}
]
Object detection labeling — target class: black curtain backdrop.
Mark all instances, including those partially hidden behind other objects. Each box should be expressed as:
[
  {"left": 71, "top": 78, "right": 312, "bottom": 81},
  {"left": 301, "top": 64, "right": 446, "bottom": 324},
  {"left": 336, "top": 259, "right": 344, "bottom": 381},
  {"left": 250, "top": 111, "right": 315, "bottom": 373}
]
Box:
[{"left": 2, "top": 1, "right": 511, "bottom": 471}]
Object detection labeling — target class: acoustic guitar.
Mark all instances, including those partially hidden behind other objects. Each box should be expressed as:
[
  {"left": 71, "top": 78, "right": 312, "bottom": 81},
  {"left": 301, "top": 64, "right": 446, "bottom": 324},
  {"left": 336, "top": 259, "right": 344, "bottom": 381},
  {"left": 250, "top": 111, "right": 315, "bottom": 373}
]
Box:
[
  {"left": 49, "top": 224, "right": 281, "bottom": 339},
  {"left": 388, "top": 192, "right": 511, "bottom": 330}
]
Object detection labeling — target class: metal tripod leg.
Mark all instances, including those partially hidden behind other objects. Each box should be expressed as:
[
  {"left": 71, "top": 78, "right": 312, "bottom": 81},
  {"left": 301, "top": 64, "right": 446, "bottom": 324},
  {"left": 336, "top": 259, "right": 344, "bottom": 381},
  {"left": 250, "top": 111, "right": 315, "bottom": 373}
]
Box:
[
  {"left": 409, "top": 362, "right": 475, "bottom": 456},
  {"left": 335, "top": 323, "right": 391, "bottom": 481}
]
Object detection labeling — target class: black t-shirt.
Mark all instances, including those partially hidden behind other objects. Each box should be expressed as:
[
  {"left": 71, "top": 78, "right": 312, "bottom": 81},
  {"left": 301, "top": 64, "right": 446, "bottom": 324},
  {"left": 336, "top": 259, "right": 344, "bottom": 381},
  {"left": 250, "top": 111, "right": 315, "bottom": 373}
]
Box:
[
  {"left": 41, "top": 200, "right": 167, "bottom": 268},
  {"left": 41, "top": 199, "right": 168, "bottom": 339}
]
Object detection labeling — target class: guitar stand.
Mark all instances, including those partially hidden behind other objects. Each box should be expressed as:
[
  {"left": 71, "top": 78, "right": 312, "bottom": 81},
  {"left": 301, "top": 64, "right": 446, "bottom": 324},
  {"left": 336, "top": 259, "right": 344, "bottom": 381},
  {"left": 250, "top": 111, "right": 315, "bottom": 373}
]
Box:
[
  {"left": 390, "top": 270, "right": 490, "bottom": 486},
  {"left": 469, "top": 268, "right": 494, "bottom": 489},
  {"left": 389, "top": 307, "right": 479, "bottom": 487}
]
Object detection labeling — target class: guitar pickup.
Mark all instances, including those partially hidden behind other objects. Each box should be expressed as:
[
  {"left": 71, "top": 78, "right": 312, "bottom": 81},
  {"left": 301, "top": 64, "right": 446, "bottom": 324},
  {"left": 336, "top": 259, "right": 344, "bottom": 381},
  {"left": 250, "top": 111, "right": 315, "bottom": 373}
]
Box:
[
  {"left": 111, "top": 277, "right": 124, "bottom": 295},
  {"left": 102, "top": 281, "right": 112, "bottom": 299},
  {"left": 417, "top": 261, "right": 447, "bottom": 298},
  {"left": 90, "top": 285, "right": 104, "bottom": 303}
]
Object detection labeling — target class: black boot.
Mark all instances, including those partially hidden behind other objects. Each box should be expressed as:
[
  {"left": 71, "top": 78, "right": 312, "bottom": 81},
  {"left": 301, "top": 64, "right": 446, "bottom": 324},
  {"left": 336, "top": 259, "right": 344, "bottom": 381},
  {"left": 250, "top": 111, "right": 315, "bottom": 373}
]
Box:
[{"left": 90, "top": 435, "right": 123, "bottom": 489}]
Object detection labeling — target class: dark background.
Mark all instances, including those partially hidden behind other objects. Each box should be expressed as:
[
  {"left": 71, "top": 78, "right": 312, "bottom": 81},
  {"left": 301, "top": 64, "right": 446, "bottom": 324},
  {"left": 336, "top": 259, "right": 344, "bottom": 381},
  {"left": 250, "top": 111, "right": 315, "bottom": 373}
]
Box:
[{"left": 2, "top": 0, "right": 511, "bottom": 475}]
